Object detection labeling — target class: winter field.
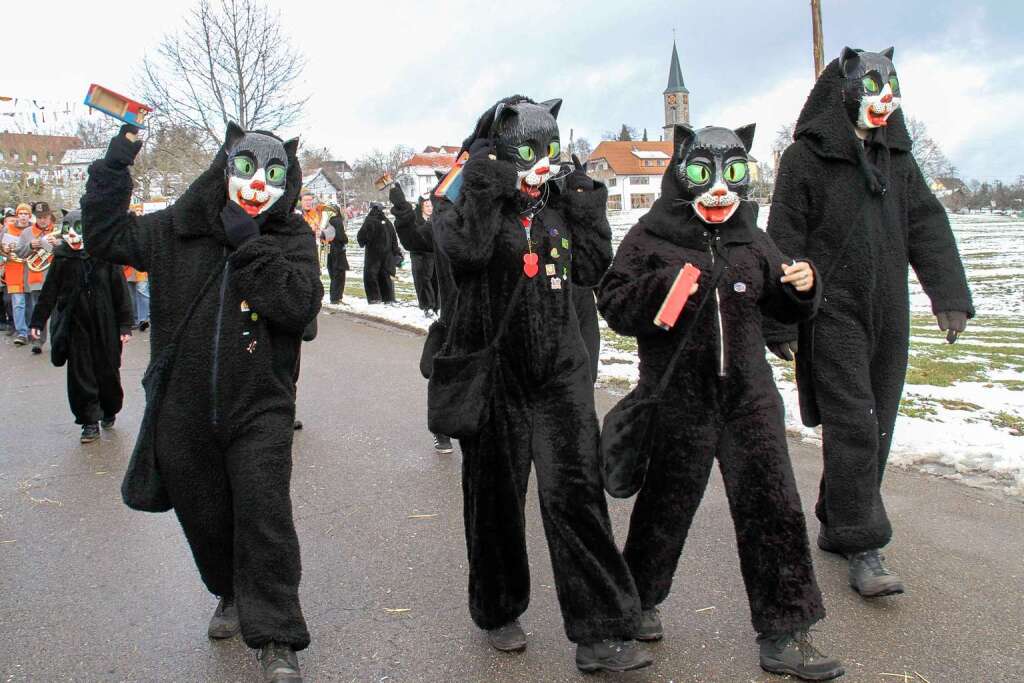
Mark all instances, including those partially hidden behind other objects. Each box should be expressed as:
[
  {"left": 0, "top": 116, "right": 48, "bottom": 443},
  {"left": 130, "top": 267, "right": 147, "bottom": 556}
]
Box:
[{"left": 324, "top": 209, "right": 1024, "bottom": 498}]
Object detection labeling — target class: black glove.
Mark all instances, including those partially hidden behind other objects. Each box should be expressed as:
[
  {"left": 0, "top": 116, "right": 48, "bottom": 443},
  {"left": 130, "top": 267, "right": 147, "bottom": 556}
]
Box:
[
  {"left": 389, "top": 184, "right": 410, "bottom": 209},
  {"left": 565, "top": 153, "right": 595, "bottom": 193},
  {"left": 936, "top": 311, "right": 968, "bottom": 343},
  {"left": 104, "top": 124, "right": 143, "bottom": 170},
  {"left": 768, "top": 339, "right": 798, "bottom": 361},
  {"left": 468, "top": 137, "right": 496, "bottom": 161},
  {"left": 221, "top": 201, "right": 260, "bottom": 248}
]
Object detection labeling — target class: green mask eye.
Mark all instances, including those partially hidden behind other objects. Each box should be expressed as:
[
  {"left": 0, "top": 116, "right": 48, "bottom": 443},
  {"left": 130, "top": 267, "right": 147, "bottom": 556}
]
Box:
[
  {"left": 517, "top": 145, "right": 535, "bottom": 162},
  {"left": 266, "top": 164, "right": 286, "bottom": 184},
  {"left": 862, "top": 76, "right": 879, "bottom": 94},
  {"left": 233, "top": 156, "right": 255, "bottom": 176},
  {"left": 725, "top": 161, "right": 748, "bottom": 183},
  {"left": 888, "top": 75, "right": 900, "bottom": 92},
  {"left": 547, "top": 141, "right": 560, "bottom": 159},
  {"left": 685, "top": 163, "right": 710, "bottom": 185}
]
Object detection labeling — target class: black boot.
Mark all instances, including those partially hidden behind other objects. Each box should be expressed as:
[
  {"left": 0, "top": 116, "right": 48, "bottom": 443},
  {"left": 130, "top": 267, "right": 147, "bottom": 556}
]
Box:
[
  {"left": 848, "top": 550, "right": 904, "bottom": 597},
  {"left": 486, "top": 620, "right": 527, "bottom": 652},
  {"left": 80, "top": 424, "right": 100, "bottom": 444},
  {"left": 433, "top": 433, "right": 454, "bottom": 454},
  {"left": 100, "top": 415, "right": 116, "bottom": 429},
  {"left": 258, "top": 642, "right": 302, "bottom": 682},
  {"left": 635, "top": 607, "right": 663, "bottom": 642},
  {"left": 207, "top": 596, "right": 240, "bottom": 639},
  {"left": 575, "top": 639, "right": 653, "bottom": 673},
  {"left": 758, "top": 630, "right": 844, "bottom": 681}
]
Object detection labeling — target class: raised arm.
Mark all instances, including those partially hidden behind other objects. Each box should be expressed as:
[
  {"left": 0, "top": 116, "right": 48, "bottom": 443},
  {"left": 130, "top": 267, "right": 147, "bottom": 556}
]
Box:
[
  {"left": 80, "top": 126, "right": 166, "bottom": 271},
  {"left": 389, "top": 185, "right": 434, "bottom": 253}
]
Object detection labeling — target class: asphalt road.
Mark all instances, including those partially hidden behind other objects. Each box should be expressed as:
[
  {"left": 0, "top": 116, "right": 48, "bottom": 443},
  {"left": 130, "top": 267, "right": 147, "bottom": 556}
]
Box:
[{"left": 1, "top": 310, "right": 1022, "bottom": 683}]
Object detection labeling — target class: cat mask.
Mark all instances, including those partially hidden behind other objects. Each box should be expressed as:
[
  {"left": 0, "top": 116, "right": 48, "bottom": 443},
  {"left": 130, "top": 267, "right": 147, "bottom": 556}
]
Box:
[
  {"left": 224, "top": 122, "right": 299, "bottom": 217},
  {"left": 672, "top": 124, "right": 755, "bottom": 224},
  {"left": 62, "top": 210, "right": 84, "bottom": 249},
  {"left": 840, "top": 47, "right": 901, "bottom": 130},
  {"left": 490, "top": 99, "right": 563, "bottom": 199}
]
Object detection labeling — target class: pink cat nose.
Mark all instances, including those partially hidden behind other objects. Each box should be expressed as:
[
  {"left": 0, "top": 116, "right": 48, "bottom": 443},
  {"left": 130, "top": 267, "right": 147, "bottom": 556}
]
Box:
[
  {"left": 881, "top": 93, "right": 893, "bottom": 103},
  {"left": 251, "top": 180, "right": 266, "bottom": 191},
  {"left": 711, "top": 187, "right": 727, "bottom": 196},
  {"left": 534, "top": 166, "right": 550, "bottom": 176}
]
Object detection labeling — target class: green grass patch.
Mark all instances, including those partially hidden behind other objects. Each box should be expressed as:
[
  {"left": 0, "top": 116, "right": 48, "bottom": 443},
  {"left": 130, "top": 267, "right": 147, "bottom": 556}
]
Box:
[
  {"left": 988, "top": 411, "right": 1024, "bottom": 435},
  {"left": 904, "top": 356, "right": 986, "bottom": 386},
  {"left": 900, "top": 396, "right": 939, "bottom": 420},
  {"left": 935, "top": 399, "right": 982, "bottom": 411},
  {"left": 603, "top": 329, "right": 637, "bottom": 354},
  {"left": 600, "top": 376, "right": 633, "bottom": 392}
]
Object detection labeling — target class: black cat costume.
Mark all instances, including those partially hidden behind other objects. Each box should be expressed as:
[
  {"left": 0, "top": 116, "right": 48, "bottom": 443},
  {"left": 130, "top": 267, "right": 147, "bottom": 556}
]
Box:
[{"left": 434, "top": 96, "right": 650, "bottom": 672}]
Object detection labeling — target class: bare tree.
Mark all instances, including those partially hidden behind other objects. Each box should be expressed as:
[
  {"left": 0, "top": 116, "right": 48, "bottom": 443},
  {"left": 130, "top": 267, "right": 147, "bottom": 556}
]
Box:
[
  {"left": 75, "top": 118, "right": 121, "bottom": 148},
  {"left": 132, "top": 124, "right": 215, "bottom": 200},
  {"left": 138, "top": 0, "right": 308, "bottom": 146},
  {"left": 349, "top": 145, "right": 415, "bottom": 205},
  {"left": 906, "top": 116, "right": 953, "bottom": 183},
  {"left": 299, "top": 144, "right": 334, "bottom": 170},
  {"left": 568, "top": 137, "right": 593, "bottom": 163}
]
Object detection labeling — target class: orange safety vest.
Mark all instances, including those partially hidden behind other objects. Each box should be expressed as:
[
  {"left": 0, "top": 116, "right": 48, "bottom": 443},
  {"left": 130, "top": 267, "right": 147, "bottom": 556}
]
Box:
[
  {"left": 123, "top": 265, "right": 149, "bottom": 283},
  {"left": 302, "top": 206, "right": 323, "bottom": 233},
  {"left": 3, "top": 224, "right": 48, "bottom": 293}
]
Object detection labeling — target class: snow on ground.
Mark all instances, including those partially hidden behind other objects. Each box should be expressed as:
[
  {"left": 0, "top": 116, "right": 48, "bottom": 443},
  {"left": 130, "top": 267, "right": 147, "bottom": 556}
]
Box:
[{"left": 328, "top": 208, "right": 1024, "bottom": 497}]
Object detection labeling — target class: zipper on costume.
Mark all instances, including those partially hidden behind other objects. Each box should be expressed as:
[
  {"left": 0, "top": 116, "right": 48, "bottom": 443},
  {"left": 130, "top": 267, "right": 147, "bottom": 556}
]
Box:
[
  {"left": 211, "top": 254, "right": 230, "bottom": 426},
  {"left": 709, "top": 243, "right": 726, "bottom": 378}
]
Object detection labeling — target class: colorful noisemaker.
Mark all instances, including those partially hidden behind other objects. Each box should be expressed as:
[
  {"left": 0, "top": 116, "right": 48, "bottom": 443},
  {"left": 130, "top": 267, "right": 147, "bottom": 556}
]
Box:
[
  {"left": 84, "top": 84, "right": 153, "bottom": 128},
  {"left": 433, "top": 151, "right": 469, "bottom": 202}
]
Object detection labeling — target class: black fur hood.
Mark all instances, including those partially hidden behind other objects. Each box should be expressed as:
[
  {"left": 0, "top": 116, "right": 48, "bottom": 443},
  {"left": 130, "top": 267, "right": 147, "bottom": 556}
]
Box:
[
  {"left": 795, "top": 59, "right": 911, "bottom": 163},
  {"left": 171, "top": 129, "right": 306, "bottom": 242}
]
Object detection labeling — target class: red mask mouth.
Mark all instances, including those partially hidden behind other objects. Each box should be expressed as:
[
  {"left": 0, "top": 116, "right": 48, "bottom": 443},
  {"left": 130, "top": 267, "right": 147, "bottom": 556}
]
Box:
[
  {"left": 867, "top": 109, "right": 891, "bottom": 127},
  {"left": 694, "top": 202, "right": 739, "bottom": 224},
  {"left": 520, "top": 178, "right": 542, "bottom": 199},
  {"left": 236, "top": 190, "right": 269, "bottom": 216}
]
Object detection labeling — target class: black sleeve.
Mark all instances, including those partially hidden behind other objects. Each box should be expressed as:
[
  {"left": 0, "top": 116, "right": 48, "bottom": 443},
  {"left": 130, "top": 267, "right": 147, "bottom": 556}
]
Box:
[
  {"left": 763, "top": 144, "right": 814, "bottom": 344},
  {"left": 905, "top": 158, "right": 975, "bottom": 317},
  {"left": 560, "top": 182, "right": 613, "bottom": 287},
  {"left": 229, "top": 223, "right": 323, "bottom": 336},
  {"left": 80, "top": 159, "right": 168, "bottom": 271},
  {"left": 755, "top": 230, "right": 821, "bottom": 325},
  {"left": 110, "top": 265, "right": 134, "bottom": 334},
  {"left": 437, "top": 158, "right": 518, "bottom": 273},
  {"left": 29, "top": 258, "right": 64, "bottom": 330},
  {"left": 597, "top": 227, "right": 681, "bottom": 337},
  {"left": 329, "top": 216, "right": 349, "bottom": 246},
  {"left": 392, "top": 202, "right": 434, "bottom": 253}
]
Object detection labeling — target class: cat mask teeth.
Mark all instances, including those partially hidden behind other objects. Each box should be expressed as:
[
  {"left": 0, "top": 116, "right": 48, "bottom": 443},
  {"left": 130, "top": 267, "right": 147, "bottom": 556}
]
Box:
[
  {"left": 858, "top": 83, "right": 901, "bottom": 129},
  {"left": 517, "top": 157, "right": 560, "bottom": 198},
  {"left": 694, "top": 183, "right": 741, "bottom": 224}
]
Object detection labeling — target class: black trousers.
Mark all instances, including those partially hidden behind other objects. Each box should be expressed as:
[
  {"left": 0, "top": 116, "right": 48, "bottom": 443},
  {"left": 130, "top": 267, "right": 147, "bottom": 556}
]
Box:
[
  {"left": 572, "top": 287, "right": 600, "bottom": 386},
  {"left": 67, "top": 320, "right": 123, "bottom": 425},
  {"left": 624, "top": 396, "right": 825, "bottom": 637},
  {"left": 329, "top": 269, "right": 346, "bottom": 303},
  {"left": 460, "top": 361, "right": 641, "bottom": 643},
  {"left": 363, "top": 264, "right": 395, "bottom": 303},
  {"left": 811, "top": 303, "right": 906, "bottom": 553},
  {"left": 157, "top": 409, "right": 310, "bottom": 650},
  {"left": 410, "top": 253, "right": 438, "bottom": 312}
]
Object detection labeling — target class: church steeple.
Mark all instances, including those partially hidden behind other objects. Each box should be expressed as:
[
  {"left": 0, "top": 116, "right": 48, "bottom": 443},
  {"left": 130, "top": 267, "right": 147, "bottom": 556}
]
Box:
[{"left": 663, "top": 39, "right": 690, "bottom": 143}]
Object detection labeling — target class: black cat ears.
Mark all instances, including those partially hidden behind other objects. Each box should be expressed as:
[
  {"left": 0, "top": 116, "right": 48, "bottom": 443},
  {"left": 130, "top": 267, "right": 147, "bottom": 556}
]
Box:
[
  {"left": 492, "top": 98, "right": 563, "bottom": 130},
  {"left": 672, "top": 123, "right": 756, "bottom": 154},
  {"left": 840, "top": 46, "right": 896, "bottom": 75},
  {"left": 223, "top": 120, "right": 299, "bottom": 159}
]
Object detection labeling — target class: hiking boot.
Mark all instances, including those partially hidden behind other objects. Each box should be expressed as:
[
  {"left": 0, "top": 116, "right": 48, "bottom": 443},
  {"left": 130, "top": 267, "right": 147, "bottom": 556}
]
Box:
[
  {"left": 575, "top": 639, "right": 653, "bottom": 673},
  {"left": 100, "top": 415, "right": 116, "bottom": 429},
  {"left": 138, "top": 320, "right": 150, "bottom": 332},
  {"left": 31, "top": 343, "right": 42, "bottom": 355},
  {"left": 635, "top": 607, "right": 664, "bottom": 641},
  {"left": 848, "top": 550, "right": 904, "bottom": 597},
  {"left": 816, "top": 529, "right": 844, "bottom": 556},
  {"left": 13, "top": 335, "right": 27, "bottom": 346},
  {"left": 258, "top": 641, "right": 302, "bottom": 682},
  {"left": 486, "top": 620, "right": 527, "bottom": 652},
  {"left": 80, "top": 424, "right": 100, "bottom": 443},
  {"left": 758, "top": 629, "right": 844, "bottom": 681},
  {"left": 207, "top": 596, "right": 240, "bottom": 639},
  {"left": 433, "top": 434, "right": 454, "bottom": 454}
]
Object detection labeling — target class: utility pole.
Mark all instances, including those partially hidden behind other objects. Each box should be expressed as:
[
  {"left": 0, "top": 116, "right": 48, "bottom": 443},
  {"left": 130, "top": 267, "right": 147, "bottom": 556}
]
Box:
[{"left": 811, "top": 0, "right": 825, "bottom": 77}]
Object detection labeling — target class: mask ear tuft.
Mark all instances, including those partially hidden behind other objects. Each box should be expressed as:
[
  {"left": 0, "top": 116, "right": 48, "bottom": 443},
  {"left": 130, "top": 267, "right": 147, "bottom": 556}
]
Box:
[
  {"left": 840, "top": 46, "right": 861, "bottom": 76},
  {"left": 734, "top": 124, "right": 756, "bottom": 153},
  {"left": 224, "top": 121, "right": 245, "bottom": 150},
  {"left": 540, "top": 98, "right": 563, "bottom": 120},
  {"left": 881, "top": 46, "right": 895, "bottom": 61},
  {"left": 283, "top": 137, "right": 300, "bottom": 160},
  {"left": 673, "top": 124, "right": 696, "bottom": 157}
]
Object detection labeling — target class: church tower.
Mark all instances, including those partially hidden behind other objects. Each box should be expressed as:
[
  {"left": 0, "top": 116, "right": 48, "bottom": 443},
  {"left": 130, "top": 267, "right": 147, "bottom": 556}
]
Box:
[{"left": 663, "top": 40, "right": 690, "bottom": 144}]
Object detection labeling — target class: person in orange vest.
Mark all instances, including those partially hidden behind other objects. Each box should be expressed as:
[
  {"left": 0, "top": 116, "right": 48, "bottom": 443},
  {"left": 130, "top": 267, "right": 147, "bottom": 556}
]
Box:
[
  {"left": 3, "top": 203, "right": 54, "bottom": 347},
  {"left": 123, "top": 264, "right": 151, "bottom": 331},
  {"left": 0, "top": 211, "right": 14, "bottom": 334}
]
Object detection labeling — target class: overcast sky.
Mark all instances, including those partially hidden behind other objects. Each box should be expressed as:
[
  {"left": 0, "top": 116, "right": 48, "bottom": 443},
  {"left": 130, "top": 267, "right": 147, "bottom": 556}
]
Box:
[{"left": 3, "top": 1, "right": 1021, "bottom": 182}]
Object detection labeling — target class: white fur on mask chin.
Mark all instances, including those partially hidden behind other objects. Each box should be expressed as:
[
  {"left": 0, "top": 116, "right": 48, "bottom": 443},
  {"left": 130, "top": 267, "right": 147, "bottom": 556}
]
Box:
[
  {"left": 517, "top": 157, "right": 559, "bottom": 189},
  {"left": 857, "top": 92, "right": 901, "bottom": 129}
]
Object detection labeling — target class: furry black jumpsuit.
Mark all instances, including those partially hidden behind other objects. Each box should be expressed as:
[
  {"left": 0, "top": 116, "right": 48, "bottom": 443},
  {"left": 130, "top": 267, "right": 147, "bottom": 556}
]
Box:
[
  {"left": 435, "top": 152, "right": 642, "bottom": 643},
  {"left": 326, "top": 214, "right": 349, "bottom": 304},
  {"left": 764, "top": 60, "right": 974, "bottom": 553},
  {"left": 81, "top": 134, "right": 322, "bottom": 651},
  {"left": 599, "top": 184, "right": 826, "bottom": 635},
  {"left": 30, "top": 244, "right": 133, "bottom": 425},
  {"left": 357, "top": 205, "right": 400, "bottom": 303}
]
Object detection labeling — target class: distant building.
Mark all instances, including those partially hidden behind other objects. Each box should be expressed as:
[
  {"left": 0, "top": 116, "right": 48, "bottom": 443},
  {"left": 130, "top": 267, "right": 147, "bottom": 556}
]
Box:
[
  {"left": 396, "top": 147, "right": 459, "bottom": 200},
  {"left": 57, "top": 147, "right": 104, "bottom": 203},
  {"left": 662, "top": 40, "right": 690, "bottom": 144},
  {"left": 587, "top": 141, "right": 673, "bottom": 211},
  {"left": 302, "top": 161, "right": 354, "bottom": 206},
  {"left": 0, "top": 132, "right": 84, "bottom": 207}
]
